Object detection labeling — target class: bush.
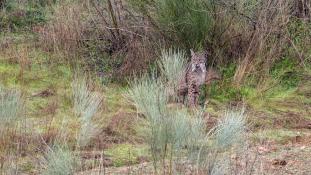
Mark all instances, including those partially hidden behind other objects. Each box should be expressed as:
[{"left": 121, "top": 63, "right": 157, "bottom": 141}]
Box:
[
  {"left": 0, "top": 86, "right": 24, "bottom": 130},
  {"left": 157, "top": 48, "right": 187, "bottom": 99},
  {"left": 41, "top": 146, "right": 78, "bottom": 175},
  {"left": 0, "top": 1, "right": 47, "bottom": 31},
  {"left": 129, "top": 0, "right": 213, "bottom": 48},
  {"left": 72, "top": 75, "right": 102, "bottom": 147},
  {"left": 38, "top": 0, "right": 156, "bottom": 77},
  {"left": 271, "top": 57, "right": 302, "bottom": 89}
]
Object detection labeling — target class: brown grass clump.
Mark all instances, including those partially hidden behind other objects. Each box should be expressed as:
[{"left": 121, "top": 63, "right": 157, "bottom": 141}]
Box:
[
  {"left": 35, "top": 0, "right": 310, "bottom": 83},
  {"left": 37, "top": 0, "right": 156, "bottom": 77},
  {"left": 233, "top": 0, "right": 291, "bottom": 86},
  {"left": 92, "top": 111, "right": 143, "bottom": 149},
  {"left": 38, "top": 2, "right": 87, "bottom": 61}
]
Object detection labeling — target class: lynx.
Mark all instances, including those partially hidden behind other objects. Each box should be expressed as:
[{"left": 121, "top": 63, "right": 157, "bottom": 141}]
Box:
[
  {"left": 176, "top": 50, "right": 207, "bottom": 107},
  {"left": 167, "top": 50, "right": 220, "bottom": 107}
]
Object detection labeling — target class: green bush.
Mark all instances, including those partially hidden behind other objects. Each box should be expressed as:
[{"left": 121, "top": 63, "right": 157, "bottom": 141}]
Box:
[
  {"left": 202, "top": 64, "right": 244, "bottom": 102},
  {"left": 129, "top": 0, "right": 213, "bottom": 48},
  {"left": 270, "top": 57, "right": 301, "bottom": 89},
  {"left": 0, "top": 1, "right": 47, "bottom": 31}
]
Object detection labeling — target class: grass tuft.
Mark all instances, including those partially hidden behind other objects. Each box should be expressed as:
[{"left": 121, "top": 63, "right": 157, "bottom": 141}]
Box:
[
  {"left": 0, "top": 85, "right": 23, "bottom": 128},
  {"left": 41, "top": 145, "right": 78, "bottom": 175},
  {"left": 72, "top": 76, "right": 102, "bottom": 147},
  {"left": 215, "top": 109, "right": 246, "bottom": 149},
  {"left": 157, "top": 48, "right": 187, "bottom": 86}
]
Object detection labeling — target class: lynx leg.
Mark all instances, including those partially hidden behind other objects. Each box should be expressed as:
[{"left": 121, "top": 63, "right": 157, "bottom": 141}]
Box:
[
  {"left": 188, "top": 84, "right": 196, "bottom": 108},
  {"left": 193, "top": 92, "right": 199, "bottom": 107}
]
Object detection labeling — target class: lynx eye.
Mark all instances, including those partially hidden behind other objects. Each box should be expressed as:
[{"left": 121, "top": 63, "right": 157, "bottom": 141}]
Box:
[{"left": 199, "top": 63, "right": 206, "bottom": 72}]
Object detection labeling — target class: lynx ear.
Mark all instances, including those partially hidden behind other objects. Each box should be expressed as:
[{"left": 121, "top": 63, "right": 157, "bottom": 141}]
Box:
[
  {"left": 190, "top": 49, "right": 195, "bottom": 57},
  {"left": 204, "top": 50, "right": 209, "bottom": 59}
]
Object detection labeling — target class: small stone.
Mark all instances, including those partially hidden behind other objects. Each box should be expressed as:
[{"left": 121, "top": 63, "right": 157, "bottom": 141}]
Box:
[{"left": 272, "top": 159, "right": 287, "bottom": 166}]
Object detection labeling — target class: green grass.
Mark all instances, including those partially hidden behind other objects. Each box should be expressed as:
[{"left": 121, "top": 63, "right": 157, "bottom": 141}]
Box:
[
  {"left": 0, "top": 61, "right": 20, "bottom": 87},
  {"left": 252, "top": 129, "right": 302, "bottom": 144},
  {"left": 0, "top": 0, "right": 48, "bottom": 31},
  {"left": 129, "top": 0, "right": 213, "bottom": 48},
  {"left": 104, "top": 85, "right": 133, "bottom": 113},
  {"left": 105, "top": 144, "right": 148, "bottom": 167}
]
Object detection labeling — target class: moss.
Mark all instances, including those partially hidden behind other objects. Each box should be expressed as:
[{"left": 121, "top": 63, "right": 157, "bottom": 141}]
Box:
[
  {"left": 105, "top": 144, "right": 148, "bottom": 167},
  {"left": 0, "top": 61, "right": 20, "bottom": 87}
]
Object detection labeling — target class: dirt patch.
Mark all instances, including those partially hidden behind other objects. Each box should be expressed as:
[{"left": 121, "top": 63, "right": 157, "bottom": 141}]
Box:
[
  {"left": 79, "top": 151, "right": 113, "bottom": 168},
  {"left": 249, "top": 110, "right": 311, "bottom": 130},
  {"left": 289, "top": 134, "right": 311, "bottom": 145},
  {"left": 39, "top": 101, "right": 58, "bottom": 116},
  {"left": 273, "top": 112, "right": 311, "bottom": 129},
  {"left": 93, "top": 112, "right": 143, "bottom": 149}
]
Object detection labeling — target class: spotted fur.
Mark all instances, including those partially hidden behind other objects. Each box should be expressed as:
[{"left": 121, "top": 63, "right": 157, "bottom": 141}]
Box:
[
  {"left": 177, "top": 67, "right": 220, "bottom": 104},
  {"left": 184, "top": 50, "right": 207, "bottom": 107}
]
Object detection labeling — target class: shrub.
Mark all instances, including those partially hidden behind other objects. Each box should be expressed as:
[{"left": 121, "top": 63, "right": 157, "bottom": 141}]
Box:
[
  {"left": 41, "top": 146, "right": 78, "bottom": 175},
  {"left": 72, "top": 76, "right": 102, "bottom": 147},
  {"left": 214, "top": 109, "right": 246, "bottom": 149},
  {"left": 38, "top": 1, "right": 87, "bottom": 60},
  {"left": 0, "top": 86, "right": 23, "bottom": 130},
  {"left": 0, "top": 0, "right": 47, "bottom": 31},
  {"left": 158, "top": 49, "right": 187, "bottom": 81},
  {"left": 271, "top": 57, "right": 301, "bottom": 89},
  {"left": 39, "top": 0, "right": 156, "bottom": 78},
  {"left": 129, "top": 0, "right": 213, "bottom": 48},
  {"left": 127, "top": 74, "right": 206, "bottom": 173}
]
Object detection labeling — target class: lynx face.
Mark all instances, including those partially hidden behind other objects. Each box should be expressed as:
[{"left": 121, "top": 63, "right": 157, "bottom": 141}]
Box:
[{"left": 191, "top": 63, "right": 206, "bottom": 73}]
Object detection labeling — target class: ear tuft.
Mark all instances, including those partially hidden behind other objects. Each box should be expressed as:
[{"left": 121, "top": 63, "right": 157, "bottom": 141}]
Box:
[
  {"left": 190, "top": 49, "right": 195, "bottom": 57},
  {"left": 204, "top": 51, "right": 209, "bottom": 59}
]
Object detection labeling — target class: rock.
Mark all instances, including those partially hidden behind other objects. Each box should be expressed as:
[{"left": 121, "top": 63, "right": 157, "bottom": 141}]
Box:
[{"left": 272, "top": 159, "right": 287, "bottom": 166}]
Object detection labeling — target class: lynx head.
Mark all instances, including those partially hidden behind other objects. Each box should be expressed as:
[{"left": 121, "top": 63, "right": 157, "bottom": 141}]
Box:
[{"left": 190, "top": 49, "right": 207, "bottom": 73}]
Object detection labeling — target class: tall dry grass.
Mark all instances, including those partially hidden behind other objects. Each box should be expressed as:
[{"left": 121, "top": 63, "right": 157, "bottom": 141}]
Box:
[
  {"left": 38, "top": 0, "right": 156, "bottom": 77},
  {"left": 232, "top": 0, "right": 292, "bottom": 86},
  {"left": 35, "top": 0, "right": 310, "bottom": 85},
  {"left": 38, "top": 1, "right": 87, "bottom": 61}
]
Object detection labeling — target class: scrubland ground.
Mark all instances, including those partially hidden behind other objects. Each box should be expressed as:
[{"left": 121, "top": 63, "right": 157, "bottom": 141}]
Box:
[
  {"left": 0, "top": 0, "right": 311, "bottom": 175},
  {"left": 1, "top": 34, "right": 310, "bottom": 174}
]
